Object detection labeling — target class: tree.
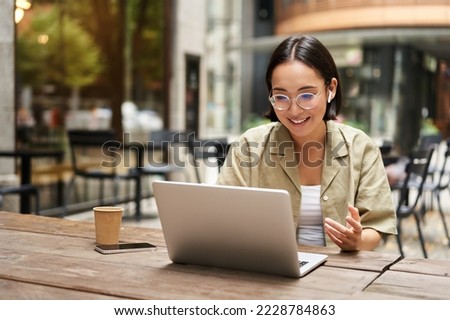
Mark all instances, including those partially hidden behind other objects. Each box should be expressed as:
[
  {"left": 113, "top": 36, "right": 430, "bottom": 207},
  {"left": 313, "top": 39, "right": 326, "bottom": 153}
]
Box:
[
  {"left": 73, "top": 0, "right": 165, "bottom": 137},
  {"left": 17, "top": 0, "right": 167, "bottom": 137},
  {"left": 16, "top": 6, "right": 103, "bottom": 108}
]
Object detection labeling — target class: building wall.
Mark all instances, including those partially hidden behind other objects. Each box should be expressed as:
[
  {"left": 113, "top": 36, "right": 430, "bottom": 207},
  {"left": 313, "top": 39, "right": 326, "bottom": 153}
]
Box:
[
  {"left": 205, "top": 0, "right": 243, "bottom": 137},
  {"left": 0, "top": 0, "right": 15, "bottom": 174},
  {"left": 0, "top": 0, "right": 19, "bottom": 211},
  {"left": 170, "top": 0, "right": 244, "bottom": 138},
  {"left": 275, "top": 0, "right": 450, "bottom": 34},
  {"left": 205, "top": 0, "right": 229, "bottom": 136},
  {"left": 236, "top": 0, "right": 450, "bottom": 149},
  {"left": 436, "top": 62, "right": 450, "bottom": 138},
  {"left": 170, "top": 0, "right": 207, "bottom": 135},
  {"left": 240, "top": 1, "right": 256, "bottom": 132}
]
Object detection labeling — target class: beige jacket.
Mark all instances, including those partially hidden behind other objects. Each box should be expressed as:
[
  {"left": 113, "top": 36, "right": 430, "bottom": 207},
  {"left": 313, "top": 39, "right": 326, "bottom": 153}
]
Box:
[{"left": 216, "top": 120, "right": 397, "bottom": 247}]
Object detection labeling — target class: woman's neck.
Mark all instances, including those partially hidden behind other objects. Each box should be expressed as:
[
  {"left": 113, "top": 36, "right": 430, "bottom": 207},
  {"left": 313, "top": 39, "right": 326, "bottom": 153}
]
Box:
[{"left": 292, "top": 120, "right": 327, "bottom": 150}]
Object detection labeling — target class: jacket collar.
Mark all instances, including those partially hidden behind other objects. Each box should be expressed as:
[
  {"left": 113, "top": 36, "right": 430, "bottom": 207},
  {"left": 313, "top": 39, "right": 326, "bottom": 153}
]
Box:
[
  {"left": 322, "top": 120, "right": 350, "bottom": 196},
  {"left": 268, "top": 121, "right": 350, "bottom": 195}
]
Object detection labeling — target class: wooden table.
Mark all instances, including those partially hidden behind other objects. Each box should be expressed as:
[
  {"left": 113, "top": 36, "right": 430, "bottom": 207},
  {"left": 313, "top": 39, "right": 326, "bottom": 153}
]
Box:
[{"left": 1, "top": 211, "right": 449, "bottom": 300}]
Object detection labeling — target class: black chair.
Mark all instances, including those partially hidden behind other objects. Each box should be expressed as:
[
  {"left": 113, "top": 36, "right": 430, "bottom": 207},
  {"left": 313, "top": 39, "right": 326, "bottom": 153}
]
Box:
[
  {"left": 188, "top": 136, "right": 230, "bottom": 183},
  {"left": 141, "top": 130, "right": 188, "bottom": 177},
  {"left": 395, "top": 146, "right": 435, "bottom": 258},
  {"left": 414, "top": 133, "right": 446, "bottom": 215},
  {"left": 0, "top": 184, "right": 40, "bottom": 214},
  {"left": 135, "top": 130, "right": 190, "bottom": 198},
  {"left": 418, "top": 133, "right": 442, "bottom": 175},
  {"left": 418, "top": 133, "right": 442, "bottom": 151},
  {"left": 64, "top": 129, "right": 140, "bottom": 216},
  {"left": 421, "top": 137, "right": 450, "bottom": 247}
]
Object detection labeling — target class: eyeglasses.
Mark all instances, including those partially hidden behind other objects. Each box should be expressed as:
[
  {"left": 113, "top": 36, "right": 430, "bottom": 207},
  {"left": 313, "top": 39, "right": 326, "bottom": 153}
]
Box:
[{"left": 268, "top": 87, "right": 324, "bottom": 111}]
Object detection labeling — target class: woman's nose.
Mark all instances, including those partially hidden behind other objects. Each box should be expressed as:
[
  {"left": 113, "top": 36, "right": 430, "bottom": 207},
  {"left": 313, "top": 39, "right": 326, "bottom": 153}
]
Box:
[{"left": 287, "top": 102, "right": 305, "bottom": 114}]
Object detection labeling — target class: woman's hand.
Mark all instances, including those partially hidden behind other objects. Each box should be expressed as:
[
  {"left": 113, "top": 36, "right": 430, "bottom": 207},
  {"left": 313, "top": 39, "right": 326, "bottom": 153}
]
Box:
[{"left": 324, "top": 205, "right": 381, "bottom": 251}]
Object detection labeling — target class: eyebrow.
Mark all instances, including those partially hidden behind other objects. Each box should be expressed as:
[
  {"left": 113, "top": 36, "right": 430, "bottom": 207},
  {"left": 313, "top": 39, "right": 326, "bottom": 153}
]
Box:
[{"left": 272, "top": 85, "right": 319, "bottom": 92}]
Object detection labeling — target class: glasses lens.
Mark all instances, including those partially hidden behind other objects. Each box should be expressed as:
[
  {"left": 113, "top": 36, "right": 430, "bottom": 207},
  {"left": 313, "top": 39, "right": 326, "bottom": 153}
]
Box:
[
  {"left": 270, "top": 95, "right": 290, "bottom": 110},
  {"left": 270, "top": 90, "right": 321, "bottom": 110},
  {"left": 297, "top": 93, "right": 317, "bottom": 109}
]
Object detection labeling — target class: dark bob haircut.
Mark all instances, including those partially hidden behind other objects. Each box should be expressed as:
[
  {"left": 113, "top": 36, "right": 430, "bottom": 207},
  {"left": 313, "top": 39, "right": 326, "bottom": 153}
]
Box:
[{"left": 264, "top": 35, "right": 342, "bottom": 122}]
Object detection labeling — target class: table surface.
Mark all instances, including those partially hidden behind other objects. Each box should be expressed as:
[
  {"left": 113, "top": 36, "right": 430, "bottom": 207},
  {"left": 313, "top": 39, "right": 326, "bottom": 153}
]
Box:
[{"left": 1, "top": 211, "right": 450, "bottom": 300}]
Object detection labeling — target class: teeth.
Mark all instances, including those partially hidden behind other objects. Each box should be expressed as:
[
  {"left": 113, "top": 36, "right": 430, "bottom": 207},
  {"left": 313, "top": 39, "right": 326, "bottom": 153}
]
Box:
[{"left": 291, "top": 118, "right": 307, "bottom": 124}]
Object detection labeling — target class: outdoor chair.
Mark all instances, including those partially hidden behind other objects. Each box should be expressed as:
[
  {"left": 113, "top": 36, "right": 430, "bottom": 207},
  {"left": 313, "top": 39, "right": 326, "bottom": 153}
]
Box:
[
  {"left": 64, "top": 129, "right": 140, "bottom": 216},
  {"left": 135, "top": 130, "right": 190, "bottom": 196},
  {"left": 418, "top": 133, "right": 442, "bottom": 179},
  {"left": 0, "top": 184, "right": 40, "bottom": 214},
  {"left": 414, "top": 133, "right": 445, "bottom": 213},
  {"left": 421, "top": 137, "right": 450, "bottom": 247},
  {"left": 390, "top": 134, "right": 441, "bottom": 206},
  {"left": 188, "top": 137, "right": 230, "bottom": 183},
  {"left": 418, "top": 133, "right": 442, "bottom": 151},
  {"left": 395, "top": 146, "right": 435, "bottom": 258}
]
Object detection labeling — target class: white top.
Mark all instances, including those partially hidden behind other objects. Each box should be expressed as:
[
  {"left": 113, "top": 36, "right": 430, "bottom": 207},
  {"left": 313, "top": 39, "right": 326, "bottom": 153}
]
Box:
[{"left": 297, "top": 185, "right": 325, "bottom": 246}]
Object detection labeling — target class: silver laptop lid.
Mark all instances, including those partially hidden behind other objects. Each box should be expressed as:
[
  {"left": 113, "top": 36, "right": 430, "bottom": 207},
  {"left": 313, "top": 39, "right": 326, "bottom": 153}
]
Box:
[{"left": 153, "top": 181, "right": 303, "bottom": 277}]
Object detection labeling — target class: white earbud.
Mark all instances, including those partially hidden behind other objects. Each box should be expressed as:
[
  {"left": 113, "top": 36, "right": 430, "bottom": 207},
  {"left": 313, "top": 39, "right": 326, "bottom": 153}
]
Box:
[{"left": 327, "top": 91, "right": 333, "bottom": 103}]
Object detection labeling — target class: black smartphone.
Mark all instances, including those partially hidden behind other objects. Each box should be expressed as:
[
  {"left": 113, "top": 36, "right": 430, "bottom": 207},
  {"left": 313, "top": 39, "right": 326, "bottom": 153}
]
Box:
[{"left": 94, "top": 242, "right": 157, "bottom": 254}]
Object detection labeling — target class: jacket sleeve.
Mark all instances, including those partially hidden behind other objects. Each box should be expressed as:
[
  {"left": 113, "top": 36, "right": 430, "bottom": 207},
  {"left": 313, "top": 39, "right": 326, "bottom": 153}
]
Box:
[
  {"left": 355, "top": 137, "right": 398, "bottom": 235},
  {"left": 216, "top": 138, "right": 251, "bottom": 187}
]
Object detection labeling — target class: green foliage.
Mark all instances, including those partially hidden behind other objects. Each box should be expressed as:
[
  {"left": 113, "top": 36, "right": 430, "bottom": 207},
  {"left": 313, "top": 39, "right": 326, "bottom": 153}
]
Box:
[
  {"left": 16, "top": 9, "right": 52, "bottom": 86},
  {"left": 129, "top": 0, "right": 165, "bottom": 86},
  {"left": 55, "top": 0, "right": 165, "bottom": 95},
  {"left": 69, "top": 0, "right": 165, "bottom": 88},
  {"left": 343, "top": 119, "right": 368, "bottom": 133},
  {"left": 420, "top": 118, "right": 439, "bottom": 135},
  {"left": 16, "top": 6, "right": 103, "bottom": 88},
  {"left": 17, "top": 0, "right": 166, "bottom": 135},
  {"left": 242, "top": 113, "right": 270, "bottom": 132}
]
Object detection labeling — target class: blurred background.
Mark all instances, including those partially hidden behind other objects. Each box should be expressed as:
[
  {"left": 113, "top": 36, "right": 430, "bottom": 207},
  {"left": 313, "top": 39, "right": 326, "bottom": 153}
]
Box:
[
  {"left": 2, "top": 0, "right": 450, "bottom": 216},
  {"left": 7, "top": 0, "right": 450, "bottom": 150}
]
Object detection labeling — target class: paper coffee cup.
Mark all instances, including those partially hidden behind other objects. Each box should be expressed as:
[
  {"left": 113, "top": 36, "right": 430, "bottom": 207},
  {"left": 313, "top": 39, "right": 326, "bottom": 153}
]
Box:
[{"left": 94, "top": 206, "right": 123, "bottom": 245}]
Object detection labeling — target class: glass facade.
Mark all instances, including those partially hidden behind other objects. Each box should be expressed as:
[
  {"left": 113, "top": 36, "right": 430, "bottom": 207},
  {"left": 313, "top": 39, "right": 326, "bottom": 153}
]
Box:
[
  {"left": 12, "top": 0, "right": 450, "bottom": 153},
  {"left": 236, "top": 0, "right": 450, "bottom": 154}
]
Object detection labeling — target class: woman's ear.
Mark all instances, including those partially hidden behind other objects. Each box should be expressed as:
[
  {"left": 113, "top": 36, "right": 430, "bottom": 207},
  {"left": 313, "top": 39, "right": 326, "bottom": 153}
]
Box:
[{"left": 327, "top": 77, "right": 338, "bottom": 103}]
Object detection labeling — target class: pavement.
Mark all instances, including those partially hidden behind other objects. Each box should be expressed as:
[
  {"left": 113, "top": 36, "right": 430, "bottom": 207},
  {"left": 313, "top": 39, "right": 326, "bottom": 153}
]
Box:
[{"left": 375, "top": 209, "right": 450, "bottom": 260}]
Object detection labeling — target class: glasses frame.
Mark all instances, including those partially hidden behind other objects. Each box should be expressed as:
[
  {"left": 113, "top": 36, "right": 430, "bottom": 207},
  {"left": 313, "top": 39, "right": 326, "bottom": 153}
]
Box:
[{"left": 268, "top": 85, "right": 326, "bottom": 111}]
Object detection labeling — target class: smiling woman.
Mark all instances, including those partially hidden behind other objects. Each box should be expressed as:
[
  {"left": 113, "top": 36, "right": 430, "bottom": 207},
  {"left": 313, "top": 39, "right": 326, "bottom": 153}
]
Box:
[{"left": 217, "top": 35, "right": 397, "bottom": 253}]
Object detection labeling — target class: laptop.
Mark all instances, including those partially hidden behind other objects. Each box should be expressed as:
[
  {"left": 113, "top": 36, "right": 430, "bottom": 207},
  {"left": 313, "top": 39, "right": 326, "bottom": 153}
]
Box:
[{"left": 152, "top": 181, "right": 328, "bottom": 278}]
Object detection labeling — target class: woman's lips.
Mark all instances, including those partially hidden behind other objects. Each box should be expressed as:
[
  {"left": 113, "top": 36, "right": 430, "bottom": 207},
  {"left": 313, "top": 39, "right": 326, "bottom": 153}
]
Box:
[{"left": 289, "top": 116, "right": 310, "bottom": 125}]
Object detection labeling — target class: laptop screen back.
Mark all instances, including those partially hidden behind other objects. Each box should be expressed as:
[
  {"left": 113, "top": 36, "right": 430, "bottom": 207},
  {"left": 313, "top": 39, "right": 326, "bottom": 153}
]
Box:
[{"left": 153, "top": 181, "right": 303, "bottom": 277}]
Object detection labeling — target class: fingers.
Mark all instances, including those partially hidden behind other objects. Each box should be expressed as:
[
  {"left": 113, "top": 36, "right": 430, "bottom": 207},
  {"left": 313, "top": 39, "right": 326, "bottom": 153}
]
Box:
[
  {"left": 324, "top": 218, "right": 350, "bottom": 243},
  {"left": 346, "top": 205, "right": 362, "bottom": 232},
  {"left": 324, "top": 220, "right": 354, "bottom": 248},
  {"left": 347, "top": 205, "right": 360, "bottom": 222},
  {"left": 324, "top": 205, "right": 363, "bottom": 251},
  {"left": 324, "top": 219, "right": 344, "bottom": 244},
  {"left": 324, "top": 225, "right": 343, "bottom": 245},
  {"left": 345, "top": 216, "right": 362, "bottom": 233},
  {"left": 324, "top": 217, "right": 346, "bottom": 234}
]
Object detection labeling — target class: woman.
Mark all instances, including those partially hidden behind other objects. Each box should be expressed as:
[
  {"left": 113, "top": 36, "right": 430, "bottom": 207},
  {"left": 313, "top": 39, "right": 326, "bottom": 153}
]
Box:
[{"left": 217, "top": 35, "right": 397, "bottom": 251}]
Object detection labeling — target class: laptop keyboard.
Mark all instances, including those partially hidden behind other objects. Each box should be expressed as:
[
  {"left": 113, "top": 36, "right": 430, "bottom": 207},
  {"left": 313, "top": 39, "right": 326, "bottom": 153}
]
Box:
[{"left": 299, "top": 260, "right": 309, "bottom": 267}]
